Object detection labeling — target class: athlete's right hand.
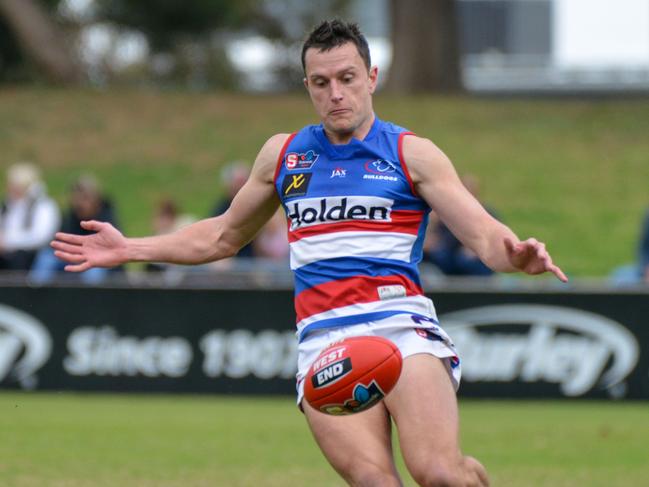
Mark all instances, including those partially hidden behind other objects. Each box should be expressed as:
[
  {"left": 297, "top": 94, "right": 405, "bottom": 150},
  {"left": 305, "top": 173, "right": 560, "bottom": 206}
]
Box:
[{"left": 51, "top": 220, "right": 129, "bottom": 272}]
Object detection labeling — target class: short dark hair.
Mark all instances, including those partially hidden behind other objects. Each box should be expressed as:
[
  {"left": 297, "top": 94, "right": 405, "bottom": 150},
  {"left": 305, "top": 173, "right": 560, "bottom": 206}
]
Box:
[{"left": 301, "top": 20, "right": 371, "bottom": 73}]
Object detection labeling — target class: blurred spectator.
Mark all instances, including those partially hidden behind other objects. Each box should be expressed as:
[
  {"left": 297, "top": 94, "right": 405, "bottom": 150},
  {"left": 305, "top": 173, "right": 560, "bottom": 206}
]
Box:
[
  {"left": 423, "top": 174, "right": 495, "bottom": 277},
  {"left": 0, "top": 162, "right": 60, "bottom": 271},
  {"left": 610, "top": 208, "right": 649, "bottom": 285},
  {"left": 30, "top": 175, "right": 119, "bottom": 284},
  {"left": 210, "top": 160, "right": 254, "bottom": 257},
  {"left": 252, "top": 209, "right": 289, "bottom": 261},
  {"left": 146, "top": 197, "right": 196, "bottom": 273},
  {"left": 639, "top": 210, "right": 649, "bottom": 283}
]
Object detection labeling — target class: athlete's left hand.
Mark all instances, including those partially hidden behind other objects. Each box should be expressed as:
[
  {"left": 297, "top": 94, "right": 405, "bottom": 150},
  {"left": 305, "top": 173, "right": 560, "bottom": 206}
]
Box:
[{"left": 504, "top": 237, "right": 568, "bottom": 282}]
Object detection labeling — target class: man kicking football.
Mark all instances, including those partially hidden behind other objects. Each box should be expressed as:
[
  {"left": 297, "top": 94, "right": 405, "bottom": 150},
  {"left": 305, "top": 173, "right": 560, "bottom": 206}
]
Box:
[{"left": 52, "top": 19, "right": 567, "bottom": 487}]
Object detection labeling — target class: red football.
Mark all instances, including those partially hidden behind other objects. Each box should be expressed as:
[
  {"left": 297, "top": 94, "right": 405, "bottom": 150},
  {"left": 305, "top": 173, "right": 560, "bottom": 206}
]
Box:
[{"left": 304, "top": 336, "right": 403, "bottom": 415}]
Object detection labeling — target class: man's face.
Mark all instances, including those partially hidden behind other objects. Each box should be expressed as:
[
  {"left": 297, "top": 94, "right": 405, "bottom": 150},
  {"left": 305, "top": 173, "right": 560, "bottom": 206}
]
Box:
[
  {"left": 71, "top": 190, "right": 101, "bottom": 219},
  {"left": 303, "top": 42, "right": 378, "bottom": 140},
  {"left": 6, "top": 181, "right": 26, "bottom": 201}
]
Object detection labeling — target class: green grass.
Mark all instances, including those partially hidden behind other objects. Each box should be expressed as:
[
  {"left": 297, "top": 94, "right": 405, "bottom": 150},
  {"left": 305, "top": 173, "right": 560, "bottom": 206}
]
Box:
[
  {"left": 2, "top": 88, "right": 649, "bottom": 276},
  {"left": 1, "top": 392, "right": 647, "bottom": 486}
]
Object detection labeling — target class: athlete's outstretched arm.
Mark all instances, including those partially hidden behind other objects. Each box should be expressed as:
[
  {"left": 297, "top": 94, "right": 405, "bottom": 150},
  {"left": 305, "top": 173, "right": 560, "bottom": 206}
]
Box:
[
  {"left": 402, "top": 135, "right": 567, "bottom": 282},
  {"left": 51, "top": 134, "right": 290, "bottom": 272}
]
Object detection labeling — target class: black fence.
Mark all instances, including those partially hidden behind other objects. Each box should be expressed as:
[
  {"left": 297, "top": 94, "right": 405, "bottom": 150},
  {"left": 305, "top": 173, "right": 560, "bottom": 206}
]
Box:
[{"left": 1, "top": 283, "right": 648, "bottom": 399}]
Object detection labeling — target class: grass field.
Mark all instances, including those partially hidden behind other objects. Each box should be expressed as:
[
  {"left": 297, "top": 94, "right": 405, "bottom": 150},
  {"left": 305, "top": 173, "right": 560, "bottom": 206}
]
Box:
[
  {"left": 2, "top": 88, "right": 649, "bottom": 277},
  {"left": 1, "top": 392, "right": 648, "bottom": 486}
]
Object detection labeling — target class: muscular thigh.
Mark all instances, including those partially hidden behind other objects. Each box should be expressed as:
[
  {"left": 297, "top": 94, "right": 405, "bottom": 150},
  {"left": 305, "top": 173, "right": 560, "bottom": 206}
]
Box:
[
  {"left": 384, "top": 354, "right": 462, "bottom": 470},
  {"left": 303, "top": 400, "right": 401, "bottom": 485}
]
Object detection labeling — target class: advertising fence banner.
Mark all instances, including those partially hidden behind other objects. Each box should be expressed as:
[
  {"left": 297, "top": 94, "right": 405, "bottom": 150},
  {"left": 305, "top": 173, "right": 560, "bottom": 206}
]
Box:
[{"left": 1, "top": 285, "right": 647, "bottom": 399}]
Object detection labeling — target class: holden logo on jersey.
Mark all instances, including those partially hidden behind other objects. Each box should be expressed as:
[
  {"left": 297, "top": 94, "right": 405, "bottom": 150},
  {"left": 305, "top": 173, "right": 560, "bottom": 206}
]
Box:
[
  {"left": 363, "top": 159, "right": 398, "bottom": 182},
  {"left": 330, "top": 168, "right": 346, "bottom": 178},
  {"left": 282, "top": 173, "right": 312, "bottom": 198},
  {"left": 286, "top": 150, "right": 319, "bottom": 170},
  {"left": 287, "top": 196, "right": 393, "bottom": 230}
]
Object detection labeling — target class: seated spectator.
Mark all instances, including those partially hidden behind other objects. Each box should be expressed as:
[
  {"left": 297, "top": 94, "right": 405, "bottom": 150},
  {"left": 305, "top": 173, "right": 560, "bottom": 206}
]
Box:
[
  {"left": 146, "top": 198, "right": 196, "bottom": 273},
  {"left": 210, "top": 160, "right": 254, "bottom": 258},
  {"left": 252, "top": 209, "right": 289, "bottom": 261},
  {"left": 0, "top": 162, "right": 60, "bottom": 271},
  {"left": 30, "top": 175, "right": 119, "bottom": 284},
  {"left": 423, "top": 174, "right": 496, "bottom": 277},
  {"left": 611, "top": 208, "right": 649, "bottom": 285},
  {"left": 639, "top": 209, "right": 649, "bottom": 283}
]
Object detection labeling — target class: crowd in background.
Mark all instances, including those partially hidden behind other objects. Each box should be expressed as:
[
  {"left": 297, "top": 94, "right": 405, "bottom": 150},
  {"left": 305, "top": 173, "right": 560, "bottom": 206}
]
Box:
[
  {"left": 3, "top": 161, "right": 648, "bottom": 286},
  {"left": 0, "top": 160, "right": 292, "bottom": 285}
]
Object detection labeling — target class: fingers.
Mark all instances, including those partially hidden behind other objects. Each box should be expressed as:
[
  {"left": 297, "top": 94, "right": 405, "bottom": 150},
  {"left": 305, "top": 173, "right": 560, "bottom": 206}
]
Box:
[
  {"left": 51, "top": 240, "right": 82, "bottom": 254},
  {"left": 80, "top": 220, "right": 104, "bottom": 232},
  {"left": 53, "top": 248, "right": 90, "bottom": 272},
  {"left": 53, "top": 250, "right": 87, "bottom": 264},
  {"left": 503, "top": 237, "right": 516, "bottom": 253},
  {"left": 64, "top": 262, "right": 92, "bottom": 273},
  {"left": 550, "top": 264, "right": 569, "bottom": 283},
  {"left": 51, "top": 234, "right": 93, "bottom": 271},
  {"left": 534, "top": 242, "right": 548, "bottom": 261},
  {"left": 53, "top": 232, "right": 85, "bottom": 245},
  {"left": 54, "top": 222, "right": 103, "bottom": 245},
  {"left": 537, "top": 249, "right": 569, "bottom": 282},
  {"left": 505, "top": 237, "right": 541, "bottom": 258},
  {"left": 513, "top": 237, "right": 568, "bottom": 282}
]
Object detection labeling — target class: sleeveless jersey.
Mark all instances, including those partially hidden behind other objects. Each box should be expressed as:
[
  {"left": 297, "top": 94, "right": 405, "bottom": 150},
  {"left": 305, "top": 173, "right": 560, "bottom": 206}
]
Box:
[{"left": 274, "top": 117, "right": 438, "bottom": 342}]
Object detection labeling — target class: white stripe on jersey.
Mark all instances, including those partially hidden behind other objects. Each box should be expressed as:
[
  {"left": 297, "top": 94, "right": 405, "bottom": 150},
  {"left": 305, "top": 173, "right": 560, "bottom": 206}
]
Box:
[
  {"left": 289, "top": 231, "right": 417, "bottom": 270},
  {"left": 296, "top": 294, "right": 436, "bottom": 335}
]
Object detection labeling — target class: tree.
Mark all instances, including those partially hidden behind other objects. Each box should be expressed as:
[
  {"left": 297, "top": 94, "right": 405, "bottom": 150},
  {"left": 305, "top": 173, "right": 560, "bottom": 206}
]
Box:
[
  {"left": 92, "top": 0, "right": 351, "bottom": 90},
  {"left": 0, "top": 0, "right": 82, "bottom": 84},
  {"left": 94, "top": 0, "right": 259, "bottom": 52},
  {"left": 385, "top": 0, "right": 462, "bottom": 93},
  {"left": 91, "top": 0, "right": 261, "bottom": 87}
]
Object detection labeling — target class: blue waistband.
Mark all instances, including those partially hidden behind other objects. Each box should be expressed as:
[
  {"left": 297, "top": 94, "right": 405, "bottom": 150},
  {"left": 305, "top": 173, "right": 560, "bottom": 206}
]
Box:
[{"left": 298, "top": 311, "right": 439, "bottom": 342}]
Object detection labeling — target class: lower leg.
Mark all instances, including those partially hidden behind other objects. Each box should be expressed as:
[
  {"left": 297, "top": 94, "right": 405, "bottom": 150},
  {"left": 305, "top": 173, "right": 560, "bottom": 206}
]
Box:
[
  {"left": 385, "top": 355, "right": 489, "bottom": 487},
  {"left": 303, "top": 400, "right": 403, "bottom": 486}
]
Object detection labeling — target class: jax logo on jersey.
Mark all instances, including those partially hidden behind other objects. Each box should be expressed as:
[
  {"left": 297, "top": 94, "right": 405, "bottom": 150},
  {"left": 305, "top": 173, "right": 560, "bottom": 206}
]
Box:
[
  {"left": 286, "top": 150, "right": 319, "bottom": 170},
  {"left": 286, "top": 196, "right": 394, "bottom": 230}
]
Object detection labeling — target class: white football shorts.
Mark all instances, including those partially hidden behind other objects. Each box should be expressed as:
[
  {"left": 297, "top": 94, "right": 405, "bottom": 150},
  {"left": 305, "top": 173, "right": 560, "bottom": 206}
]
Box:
[{"left": 296, "top": 314, "right": 461, "bottom": 406}]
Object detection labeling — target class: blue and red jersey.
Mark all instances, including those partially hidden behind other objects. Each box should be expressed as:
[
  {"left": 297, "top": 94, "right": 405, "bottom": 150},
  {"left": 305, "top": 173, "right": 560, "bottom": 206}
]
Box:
[{"left": 274, "top": 117, "right": 438, "bottom": 341}]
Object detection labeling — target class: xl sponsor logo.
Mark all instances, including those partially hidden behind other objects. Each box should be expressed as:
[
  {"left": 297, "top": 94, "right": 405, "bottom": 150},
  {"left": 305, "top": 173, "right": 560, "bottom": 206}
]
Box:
[
  {"left": 281, "top": 173, "right": 312, "bottom": 198},
  {"left": 441, "top": 305, "right": 640, "bottom": 397},
  {"left": 0, "top": 304, "right": 52, "bottom": 389},
  {"left": 287, "top": 196, "right": 393, "bottom": 230}
]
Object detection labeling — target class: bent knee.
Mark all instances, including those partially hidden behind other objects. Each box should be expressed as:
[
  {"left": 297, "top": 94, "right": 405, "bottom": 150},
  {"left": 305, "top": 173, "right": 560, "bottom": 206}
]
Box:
[
  {"left": 411, "top": 457, "right": 487, "bottom": 487},
  {"left": 344, "top": 462, "right": 401, "bottom": 487},
  {"left": 413, "top": 466, "right": 464, "bottom": 487}
]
